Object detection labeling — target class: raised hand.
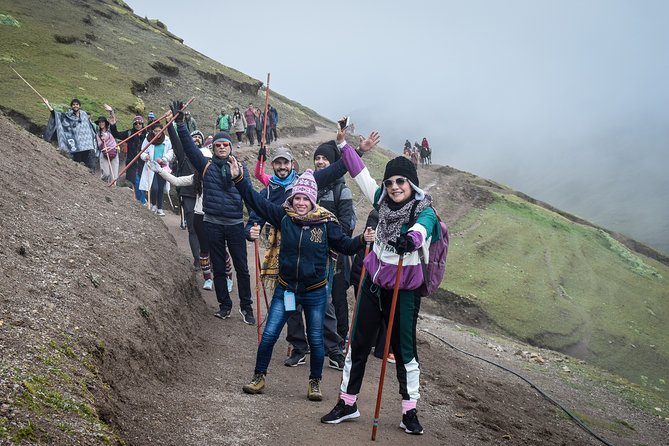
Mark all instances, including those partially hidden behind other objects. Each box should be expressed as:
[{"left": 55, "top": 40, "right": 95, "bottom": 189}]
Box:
[
  {"left": 359, "top": 131, "right": 380, "bottom": 153},
  {"left": 228, "top": 155, "right": 241, "bottom": 178},
  {"left": 170, "top": 101, "right": 184, "bottom": 123}
]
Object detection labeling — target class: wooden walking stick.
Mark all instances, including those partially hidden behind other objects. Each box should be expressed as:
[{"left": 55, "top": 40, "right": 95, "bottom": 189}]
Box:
[
  {"left": 110, "top": 97, "right": 194, "bottom": 186},
  {"left": 371, "top": 257, "right": 404, "bottom": 441},
  {"left": 10, "top": 66, "right": 49, "bottom": 104},
  {"left": 103, "top": 148, "right": 114, "bottom": 186}
]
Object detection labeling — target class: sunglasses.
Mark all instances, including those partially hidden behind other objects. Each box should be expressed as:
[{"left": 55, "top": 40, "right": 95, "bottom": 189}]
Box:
[
  {"left": 214, "top": 141, "right": 231, "bottom": 148},
  {"left": 134, "top": 121, "right": 143, "bottom": 125},
  {"left": 383, "top": 177, "right": 409, "bottom": 188}
]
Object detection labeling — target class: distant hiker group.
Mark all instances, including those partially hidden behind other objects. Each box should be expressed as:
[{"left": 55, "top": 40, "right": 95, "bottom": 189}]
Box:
[
  {"left": 39, "top": 90, "right": 447, "bottom": 437},
  {"left": 403, "top": 137, "right": 432, "bottom": 168}
]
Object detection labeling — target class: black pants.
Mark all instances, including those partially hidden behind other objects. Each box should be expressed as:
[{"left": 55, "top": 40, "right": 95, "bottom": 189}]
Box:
[
  {"left": 72, "top": 150, "right": 96, "bottom": 173},
  {"left": 181, "top": 196, "right": 199, "bottom": 263},
  {"left": 205, "top": 221, "right": 252, "bottom": 312},
  {"left": 193, "top": 213, "right": 209, "bottom": 253},
  {"left": 150, "top": 174, "right": 166, "bottom": 209},
  {"left": 331, "top": 255, "right": 351, "bottom": 342}
]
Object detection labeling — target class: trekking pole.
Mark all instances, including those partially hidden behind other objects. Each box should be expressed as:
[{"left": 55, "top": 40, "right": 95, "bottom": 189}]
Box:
[
  {"left": 10, "top": 66, "right": 49, "bottom": 104},
  {"left": 110, "top": 97, "right": 195, "bottom": 186},
  {"left": 103, "top": 148, "right": 114, "bottom": 185},
  {"left": 254, "top": 237, "right": 262, "bottom": 344},
  {"left": 112, "top": 111, "right": 171, "bottom": 148},
  {"left": 260, "top": 73, "right": 271, "bottom": 153},
  {"left": 371, "top": 257, "right": 404, "bottom": 441},
  {"left": 343, "top": 242, "right": 371, "bottom": 359}
]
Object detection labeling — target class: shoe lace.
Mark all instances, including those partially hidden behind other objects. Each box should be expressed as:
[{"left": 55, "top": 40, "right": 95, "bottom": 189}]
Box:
[
  {"left": 251, "top": 373, "right": 264, "bottom": 385},
  {"left": 309, "top": 379, "right": 321, "bottom": 393}
]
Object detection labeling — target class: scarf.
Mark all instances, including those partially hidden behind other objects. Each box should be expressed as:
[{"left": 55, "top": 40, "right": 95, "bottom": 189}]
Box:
[
  {"left": 376, "top": 194, "right": 432, "bottom": 243},
  {"left": 271, "top": 169, "right": 296, "bottom": 187},
  {"left": 284, "top": 204, "right": 338, "bottom": 226},
  {"left": 211, "top": 155, "right": 232, "bottom": 189}
]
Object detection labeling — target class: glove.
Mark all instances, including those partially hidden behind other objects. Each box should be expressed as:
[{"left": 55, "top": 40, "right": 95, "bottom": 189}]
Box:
[
  {"left": 147, "top": 159, "right": 162, "bottom": 173},
  {"left": 257, "top": 145, "right": 267, "bottom": 161},
  {"left": 170, "top": 101, "right": 184, "bottom": 123},
  {"left": 388, "top": 233, "right": 415, "bottom": 255}
]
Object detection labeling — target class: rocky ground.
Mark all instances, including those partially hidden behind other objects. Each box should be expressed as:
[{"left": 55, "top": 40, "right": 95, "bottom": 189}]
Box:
[{"left": 1, "top": 115, "right": 667, "bottom": 445}]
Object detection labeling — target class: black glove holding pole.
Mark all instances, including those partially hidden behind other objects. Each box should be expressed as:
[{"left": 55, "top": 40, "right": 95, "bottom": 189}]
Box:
[
  {"left": 257, "top": 145, "right": 267, "bottom": 161},
  {"left": 388, "top": 233, "right": 415, "bottom": 255},
  {"left": 170, "top": 101, "right": 184, "bottom": 123}
]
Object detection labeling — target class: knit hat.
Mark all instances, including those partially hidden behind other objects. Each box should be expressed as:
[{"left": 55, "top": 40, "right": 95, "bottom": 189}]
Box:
[
  {"left": 132, "top": 115, "right": 144, "bottom": 124},
  {"left": 271, "top": 147, "right": 293, "bottom": 162},
  {"left": 383, "top": 156, "right": 419, "bottom": 187},
  {"left": 313, "top": 140, "right": 339, "bottom": 164},
  {"left": 147, "top": 111, "right": 156, "bottom": 120},
  {"left": 288, "top": 169, "right": 318, "bottom": 208}
]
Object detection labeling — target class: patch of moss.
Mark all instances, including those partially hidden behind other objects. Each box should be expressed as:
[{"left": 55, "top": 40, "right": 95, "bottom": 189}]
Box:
[{"left": 0, "top": 13, "right": 20, "bottom": 27}]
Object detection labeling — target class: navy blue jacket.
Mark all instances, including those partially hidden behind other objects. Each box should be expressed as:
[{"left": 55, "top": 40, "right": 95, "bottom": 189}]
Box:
[
  {"left": 243, "top": 160, "right": 349, "bottom": 239},
  {"left": 234, "top": 171, "right": 363, "bottom": 293},
  {"left": 178, "top": 123, "right": 244, "bottom": 219}
]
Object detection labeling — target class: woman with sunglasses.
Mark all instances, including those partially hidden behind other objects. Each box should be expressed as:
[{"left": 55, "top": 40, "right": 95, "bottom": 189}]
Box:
[
  {"left": 320, "top": 129, "right": 441, "bottom": 435},
  {"left": 226, "top": 156, "right": 375, "bottom": 401}
]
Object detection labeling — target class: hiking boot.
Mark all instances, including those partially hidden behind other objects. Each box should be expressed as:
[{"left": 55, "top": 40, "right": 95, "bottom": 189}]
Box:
[
  {"left": 242, "top": 373, "right": 265, "bottom": 394},
  {"left": 239, "top": 308, "right": 256, "bottom": 325},
  {"left": 307, "top": 378, "right": 322, "bottom": 401},
  {"left": 284, "top": 351, "right": 306, "bottom": 367},
  {"left": 328, "top": 353, "right": 345, "bottom": 371},
  {"left": 202, "top": 279, "right": 213, "bottom": 290},
  {"left": 214, "top": 309, "right": 231, "bottom": 319},
  {"left": 227, "top": 277, "right": 233, "bottom": 292},
  {"left": 400, "top": 409, "right": 424, "bottom": 435},
  {"left": 321, "top": 399, "right": 360, "bottom": 424}
]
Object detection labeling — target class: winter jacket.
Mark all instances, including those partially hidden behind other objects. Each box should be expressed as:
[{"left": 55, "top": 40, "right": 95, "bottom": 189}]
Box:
[
  {"left": 216, "top": 114, "right": 230, "bottom": 131},
  {"left": 244, "top": 108, "right": 256, "bottom": 127},
  {"left": 234, "top": 170, "right": 363, "bottom": 293},
  {"left": 232, "top": 113, "right": 246, "bottom": 133},
  {"left": 96, "top": 130, "right": 117, "bottom": 159},
  {"left": 317, "top": 177, "right": 355, "bottom": 235},
  {"left": 166, "top": 122, "right": 195, "bottom": 198},
  {"left": 177, "top": 123, "right": 244, "bottom": 221},
  {"left": 340, "top": 143, "right": 440, "bottom": 291},
  {"left": 110, "top": 124, "right": 146, "bottom": 180},
  {"left": 184, "top": 116, "right": 198, "bottom": 133},
  {"left": 138, "top": 138, "right": 173, "bottom": 192},
  {"left": 350, "top": 209, "right": 379, "bottom": 291}
]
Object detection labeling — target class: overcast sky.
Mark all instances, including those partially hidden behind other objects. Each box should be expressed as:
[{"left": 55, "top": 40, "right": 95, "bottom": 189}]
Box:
[{"left": 128, "top": 0, "right": 669, "bottom": 254}]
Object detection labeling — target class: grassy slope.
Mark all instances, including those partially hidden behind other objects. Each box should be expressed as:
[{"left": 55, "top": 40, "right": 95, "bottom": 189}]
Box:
[
  {"left": 0, "top": 0, "right": 330, "bottom": 132},
  {"left": 446, "top": 192, "right": 669, "bottom": 398}
]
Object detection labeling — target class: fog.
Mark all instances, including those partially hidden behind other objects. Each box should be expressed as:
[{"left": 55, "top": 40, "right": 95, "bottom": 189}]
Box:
[{"left": 128, "top": 0, "right": 669, "bottom": 254}]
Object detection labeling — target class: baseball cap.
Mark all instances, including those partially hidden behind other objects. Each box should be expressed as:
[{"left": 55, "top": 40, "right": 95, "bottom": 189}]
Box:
[{"left": 271, "top": 147, "right": 293, "bottom": 162}]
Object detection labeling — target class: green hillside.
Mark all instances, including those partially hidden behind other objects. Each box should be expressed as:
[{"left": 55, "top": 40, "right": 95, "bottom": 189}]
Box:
[{"left": 0, "top": 0, "right": 331, "bottom": 133}]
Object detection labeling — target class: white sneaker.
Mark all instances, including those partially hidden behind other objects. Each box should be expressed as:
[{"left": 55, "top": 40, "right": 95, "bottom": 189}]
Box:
[
  {"left": 227, "top": 277, "right": 234, "bottom": 292},
  {"left": 156, "top": 209, "right": 165, "bottom": 216},
  {"left": 151, "top": 205, "right": 157, "bottom": 213},
  {"left": 203, "top": 279, "right": 213, "bottom": 290}
]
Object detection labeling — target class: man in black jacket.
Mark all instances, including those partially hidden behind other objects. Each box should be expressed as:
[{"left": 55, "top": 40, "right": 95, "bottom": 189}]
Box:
[{"left": 109, "top": 111, "right": 147, "bottom": 204}]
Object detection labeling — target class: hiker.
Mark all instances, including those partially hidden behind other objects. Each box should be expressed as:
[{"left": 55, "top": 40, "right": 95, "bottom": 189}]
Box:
[
  {"left": 139, "top": 122, "right": 174, "bottom": 216},
  {"left": 216, "top": 109, "right": 231, "bottom": 133},
  {"left": 171, "top": 101, "right": 255, "bottom": 325},
  {"left": 421, "top": 137, "right": 431, "bottom": 165},
  {"left": 321, "top": 129, "right": 440, "bottom": 436},
  {"left": 230, "top": 158, "right": 375, "bottom": 400},
  {"left": 94, "top": 115, "right": 118, "bottom": 183},
  {"left": 43, "top": 98, "right": 97, "bottom": 173},
  {"left": 283, "top": 141, "right": 357, "bottom": 370},
  {"left": 184, "top": 111, "right": 198, "bottom": 133},
  {"left": 231, "top": 107, "right": 247, "bottom": 148},
  {"left": 253, "top": 107, "right": 263, "bottom": 146},
  {"left": 268, "top": 104, "right": 279, "bottom": 142},
  {"left": 244, "top": 103, "right": 257, "bottom": 146},
  {"left": 109, "top": 110, "right": 147, "bottom": 203},
  {"left": 165, "top": 110, "right": 200, "bottom": 267},
  {"left": 349, "top": 209, "right": 395, "bottom": 364}
]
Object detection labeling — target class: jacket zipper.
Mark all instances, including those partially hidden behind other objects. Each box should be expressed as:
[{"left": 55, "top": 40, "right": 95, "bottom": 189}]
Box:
[{"left": 295, "top": 228, "right": 304, "bottom": 291}]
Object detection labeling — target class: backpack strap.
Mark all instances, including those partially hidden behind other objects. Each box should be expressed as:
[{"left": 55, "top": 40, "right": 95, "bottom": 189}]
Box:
[{"left": 202, "top": 159, "right": 213, "bottom": 178}]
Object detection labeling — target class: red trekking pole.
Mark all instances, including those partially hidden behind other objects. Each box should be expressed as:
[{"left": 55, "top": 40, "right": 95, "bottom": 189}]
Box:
[
  {"left": 260, "top": 73, "right": 271, "bottom": 153},
  {"left": 371, "top": 257, "right": 404, "bottom": 441},
  {"left": 110, "top": 98, "right": 194, "bottom": 186}
]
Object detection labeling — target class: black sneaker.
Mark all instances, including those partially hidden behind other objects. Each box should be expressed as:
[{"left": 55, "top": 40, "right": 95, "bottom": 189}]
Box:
[
  {"left": 400, "top": 409, "right": 424, "bottom": 435},
  {"left": 284, "top": 351, "right": 306, "bottom": 367},
  {"left": 328, "top": 353, "right": 345, "bottom": 371},
  {"left": 214, "top": 309, "right": 231, "bottom": 319},
  {"left": 321, "top": 399, "right": 360, "bottom": 424},
  {"left": 239, "top": 308, "right": 256, "bottom": 325}
]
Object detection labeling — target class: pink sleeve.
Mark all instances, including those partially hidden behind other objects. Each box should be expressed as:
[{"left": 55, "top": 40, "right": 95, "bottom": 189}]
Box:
[{"left": 254, "top": 158, "right": 270, "bottom": 187}]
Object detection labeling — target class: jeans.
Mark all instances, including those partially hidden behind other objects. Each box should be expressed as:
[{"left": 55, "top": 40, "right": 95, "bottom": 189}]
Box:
[
  {"left": 246, "top": 127, "right": 256, "bottom": 145},
  {"left": 150, "top": 174, "right": 166, "bottom": 209},
  {"left": 255, "top": 285, "right": 327, "bottom": 379},
  {"left": 133, "top": 174, "right": 146, "bottom": 204},
  {"left": 205, "top": 222, "right": 252, "bottom": 312}
]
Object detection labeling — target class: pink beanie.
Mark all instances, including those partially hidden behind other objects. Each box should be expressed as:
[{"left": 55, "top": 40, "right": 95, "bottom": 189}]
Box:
[{"left": 289, "top": 169, "right": 318, "bottom": 208}]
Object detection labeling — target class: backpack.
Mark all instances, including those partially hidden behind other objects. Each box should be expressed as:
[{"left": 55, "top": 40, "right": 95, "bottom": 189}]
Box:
[{"left": 409, "top": 202, "right": 449, "bottom": 297}]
